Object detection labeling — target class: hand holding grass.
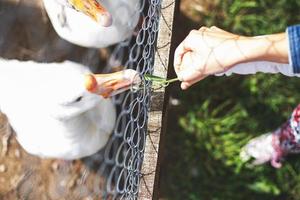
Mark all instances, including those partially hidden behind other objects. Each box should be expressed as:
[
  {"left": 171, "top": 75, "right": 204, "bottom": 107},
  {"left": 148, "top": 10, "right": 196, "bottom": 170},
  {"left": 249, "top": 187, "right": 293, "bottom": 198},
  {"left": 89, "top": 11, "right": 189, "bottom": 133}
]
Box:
[{"left": 174, "top": 26, "right": 289, "bottom": 90}]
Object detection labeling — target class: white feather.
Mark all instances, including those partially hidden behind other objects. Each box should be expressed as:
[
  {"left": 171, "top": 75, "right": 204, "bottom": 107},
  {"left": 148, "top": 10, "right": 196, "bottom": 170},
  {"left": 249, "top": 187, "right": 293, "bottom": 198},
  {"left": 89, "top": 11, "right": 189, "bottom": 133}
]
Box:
[
  {"left": 43, "top": 0, "right": 140, "bottom": 48},
  {"left": 0, "top": 58, "right": 116, "bottom": 159}
]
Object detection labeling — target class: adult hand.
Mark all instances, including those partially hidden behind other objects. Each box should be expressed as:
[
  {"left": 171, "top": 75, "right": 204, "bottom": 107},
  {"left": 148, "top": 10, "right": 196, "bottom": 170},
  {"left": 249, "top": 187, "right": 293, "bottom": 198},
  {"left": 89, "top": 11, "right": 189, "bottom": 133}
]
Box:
[
  {"left": 174, "top": 26, "right": 248, "bottom": 89},
  {"left": 174, "top": 26, "right": 288, "bottom": 90}
]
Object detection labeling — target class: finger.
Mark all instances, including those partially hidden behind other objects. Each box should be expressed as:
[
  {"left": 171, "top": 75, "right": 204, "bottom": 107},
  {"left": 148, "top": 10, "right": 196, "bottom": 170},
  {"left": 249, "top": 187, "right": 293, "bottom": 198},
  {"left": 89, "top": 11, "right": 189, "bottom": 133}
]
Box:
[
  {"left": 210, "top": 26, "right": 225, "bottom": 32},
  {"left": 251, "top": 158, "right": 267, "bottom": 166},
  {"left": 174, "top": 42, "right": 185, "bottom": 67},
  {"left": 197, "top": 26, "right": 227, "bottom": 48},
  {"left": 198, "top": 26, "right": 208, "bottom": 31},
  {"left": 177, "top": 52, "right": 200, "bottom": 81},
  {"left": 174, "top": 44, "right": 186, "bottom": 79},
  {"left": 181, "top": 82, "right": 192, "bottom": 90},
  {"left": 176, "top": 50, "right": 208, "bottom": 83},
  {"left": 210, "top": 26, "right": 236, "bottom": 36},
  {"left": 271, "top": 159, "right": 282, "bottom": 168},
  {"left": 181, "top": 75, "right": 206, "bottom": 90},
  {"left": 210, "top": 26, "right": 228, "bottom": 33},
  {"left": 185, "top": 30, "right": 201, "bottom": 50},
  {"left": 174, "top": 38, "right": 193, "bottom": 78}
]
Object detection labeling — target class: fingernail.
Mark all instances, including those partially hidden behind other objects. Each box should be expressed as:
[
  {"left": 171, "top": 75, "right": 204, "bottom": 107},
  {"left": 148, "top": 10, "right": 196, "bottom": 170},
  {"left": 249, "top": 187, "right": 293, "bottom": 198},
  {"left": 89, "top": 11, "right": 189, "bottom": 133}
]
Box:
[{"left": 181, "top": 82, "right": 188, "bottom": 90}]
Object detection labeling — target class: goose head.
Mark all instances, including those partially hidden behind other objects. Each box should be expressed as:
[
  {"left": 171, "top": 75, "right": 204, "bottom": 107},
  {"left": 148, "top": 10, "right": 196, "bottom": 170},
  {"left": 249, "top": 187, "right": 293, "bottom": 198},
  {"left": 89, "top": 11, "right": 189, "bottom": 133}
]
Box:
[
  {"left": 43, "top": 0, "right": 140, "bottom": 48},
  {"left": 0, "top": 60, "right": 140, "bottom": 123},
  {"left": 56, "top": 0, "right": 112, "bottom": 26},
  {"left": 44, "top": 66, "right": 140, "bottom": 121},
  {"left": 45, "top": 68, "right": 100, "bottom": 121},
  {"left": 0, "top": 59, "right": 143, "bottom": 159}
]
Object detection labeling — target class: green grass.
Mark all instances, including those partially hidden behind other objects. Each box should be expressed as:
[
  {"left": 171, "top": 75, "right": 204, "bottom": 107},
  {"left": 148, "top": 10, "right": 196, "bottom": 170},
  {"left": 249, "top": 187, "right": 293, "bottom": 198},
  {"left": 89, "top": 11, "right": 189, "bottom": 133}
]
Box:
[{"left": 160, "top": 0, "right": 300, "bottom": 199}]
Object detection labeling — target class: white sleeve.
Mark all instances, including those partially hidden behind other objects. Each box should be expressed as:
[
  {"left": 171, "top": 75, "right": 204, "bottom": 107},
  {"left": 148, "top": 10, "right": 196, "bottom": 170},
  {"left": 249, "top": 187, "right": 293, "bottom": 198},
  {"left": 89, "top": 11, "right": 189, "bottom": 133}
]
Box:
[{"left": 215, "top": 61, "right": 300, "bottom": 77}]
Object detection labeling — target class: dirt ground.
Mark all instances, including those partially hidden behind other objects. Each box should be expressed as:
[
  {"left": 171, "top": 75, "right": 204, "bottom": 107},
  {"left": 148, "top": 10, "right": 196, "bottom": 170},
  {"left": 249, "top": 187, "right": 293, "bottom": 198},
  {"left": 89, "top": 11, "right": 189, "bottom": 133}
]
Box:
[
  {"left": 0, "top": 1, "right": 112, "bottom": 199},
  {"left": 0, "top": 114, "right": 107, "bottom": 200}
]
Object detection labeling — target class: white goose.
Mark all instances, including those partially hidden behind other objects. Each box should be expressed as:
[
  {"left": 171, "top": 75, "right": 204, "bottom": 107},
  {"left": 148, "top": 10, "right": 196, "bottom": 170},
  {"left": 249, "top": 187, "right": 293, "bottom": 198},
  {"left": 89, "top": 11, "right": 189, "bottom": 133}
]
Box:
[
  {"left": 0, "top": 58, "right": 139, "bottom": 160},
  {"left": 42, "top": 0, "right": 140, "bottom": 48}
]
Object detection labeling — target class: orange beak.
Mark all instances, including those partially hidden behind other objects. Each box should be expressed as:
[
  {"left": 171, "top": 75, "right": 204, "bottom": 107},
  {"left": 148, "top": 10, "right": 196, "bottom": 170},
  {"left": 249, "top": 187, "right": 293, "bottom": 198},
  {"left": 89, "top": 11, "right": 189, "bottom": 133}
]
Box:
[
  {"left": 69, "top": 0, "right": 112, "bottom": 26},
  {"left": 85, "top": 69, "right": 141, "bottom": 98}
]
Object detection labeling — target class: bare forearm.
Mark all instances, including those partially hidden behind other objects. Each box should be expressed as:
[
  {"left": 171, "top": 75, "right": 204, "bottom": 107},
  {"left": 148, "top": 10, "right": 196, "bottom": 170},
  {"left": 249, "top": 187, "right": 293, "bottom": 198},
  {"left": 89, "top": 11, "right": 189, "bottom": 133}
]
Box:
[
  {"left": 173, "top": 26, "right": 293, "bottom": 89},
  {"left": 238, "top": 33, "right": 289, "bottom": 64}
]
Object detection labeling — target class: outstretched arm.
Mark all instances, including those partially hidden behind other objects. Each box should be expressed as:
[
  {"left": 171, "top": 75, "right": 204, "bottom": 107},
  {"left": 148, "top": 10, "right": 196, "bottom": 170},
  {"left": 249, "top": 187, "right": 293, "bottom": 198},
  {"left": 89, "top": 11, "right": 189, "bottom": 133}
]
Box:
[{"left": 174, "top": 26, "right": 291, "bottom": 89}]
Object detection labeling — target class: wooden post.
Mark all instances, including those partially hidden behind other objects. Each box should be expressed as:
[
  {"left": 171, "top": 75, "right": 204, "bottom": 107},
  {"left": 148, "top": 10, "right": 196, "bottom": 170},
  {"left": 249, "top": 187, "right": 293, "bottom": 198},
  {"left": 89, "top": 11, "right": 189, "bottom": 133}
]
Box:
[{"left": 139, "top": 0, "right": 178, "bottom": 199}]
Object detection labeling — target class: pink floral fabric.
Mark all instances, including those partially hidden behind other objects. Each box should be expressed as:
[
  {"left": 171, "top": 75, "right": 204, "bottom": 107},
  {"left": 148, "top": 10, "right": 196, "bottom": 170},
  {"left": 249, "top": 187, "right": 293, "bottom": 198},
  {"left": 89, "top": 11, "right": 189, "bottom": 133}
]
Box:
[{"left": 272, "top": 105, "right": 300, "bottom": 166}]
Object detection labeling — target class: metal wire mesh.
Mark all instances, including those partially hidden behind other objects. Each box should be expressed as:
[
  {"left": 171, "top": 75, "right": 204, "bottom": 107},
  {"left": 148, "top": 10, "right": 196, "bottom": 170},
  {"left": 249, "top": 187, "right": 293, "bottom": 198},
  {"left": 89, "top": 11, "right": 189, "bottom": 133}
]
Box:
[
  {"left": 0, "top": 0, "right": 162, "bottom": 199},
  {"left": 98, "top": 1, "right": 162, "bottom": 198}
]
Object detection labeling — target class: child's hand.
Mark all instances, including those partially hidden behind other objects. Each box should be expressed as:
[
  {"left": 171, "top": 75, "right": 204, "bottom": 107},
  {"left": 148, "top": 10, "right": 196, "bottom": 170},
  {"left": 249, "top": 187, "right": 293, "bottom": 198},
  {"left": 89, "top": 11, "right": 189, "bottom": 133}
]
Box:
[
  {"left": 174, "top": 26, "right": 248, "bottom": 89},
  {"left": 240, "top": 131, "right": 284, "bottom": 168}
]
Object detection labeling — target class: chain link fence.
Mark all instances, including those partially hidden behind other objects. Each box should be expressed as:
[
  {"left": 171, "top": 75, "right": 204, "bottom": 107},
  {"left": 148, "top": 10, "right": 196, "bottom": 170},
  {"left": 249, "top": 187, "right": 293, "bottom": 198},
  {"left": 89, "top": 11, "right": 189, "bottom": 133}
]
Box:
[{"left": 99, "top": 0, "right": 162, "bottom": 198}]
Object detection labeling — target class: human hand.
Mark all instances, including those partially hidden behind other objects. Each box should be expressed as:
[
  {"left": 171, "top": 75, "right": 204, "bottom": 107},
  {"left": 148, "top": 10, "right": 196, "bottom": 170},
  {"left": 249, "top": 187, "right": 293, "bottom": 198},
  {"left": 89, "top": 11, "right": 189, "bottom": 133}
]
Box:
[
  {"left": 240, "top": 131, "right": 284, "bottom": 168},
  {"left": 174, "top": 26, "right": 250, "bottom": 89},
  {"left": 174, "top": 26, "right": 289, "bottom": 90}
]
